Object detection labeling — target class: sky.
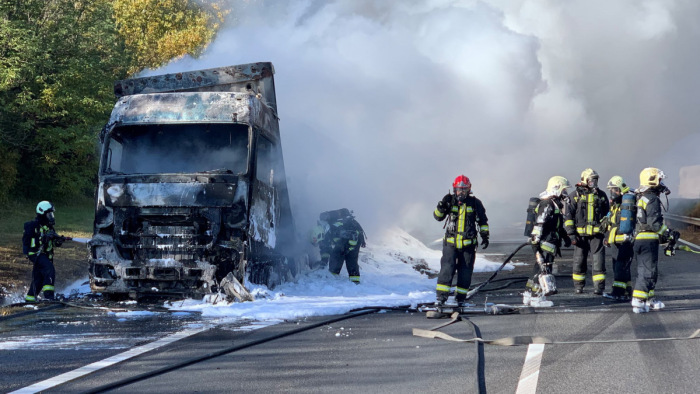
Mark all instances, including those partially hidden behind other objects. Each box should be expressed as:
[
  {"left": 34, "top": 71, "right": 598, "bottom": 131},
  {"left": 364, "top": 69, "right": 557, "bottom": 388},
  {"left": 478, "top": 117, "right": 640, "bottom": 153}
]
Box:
[{"left": 147, "top": 0, "right": 700, "bottom": 242}]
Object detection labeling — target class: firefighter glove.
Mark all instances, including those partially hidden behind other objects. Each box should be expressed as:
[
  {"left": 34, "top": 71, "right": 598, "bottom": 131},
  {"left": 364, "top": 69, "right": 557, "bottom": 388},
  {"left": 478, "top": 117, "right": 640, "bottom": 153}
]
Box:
[
  {"left": 571, "top": 234, "right": 582, "bottom": 246},
  {"left": 563, "top": 236, "right": 572, "bottom": 248},
  {"left": 439, "top": 194, "right": 452, "bottom": 210},
  {"left": 481, "top": 236, "right": 489, "bottom": 249}
]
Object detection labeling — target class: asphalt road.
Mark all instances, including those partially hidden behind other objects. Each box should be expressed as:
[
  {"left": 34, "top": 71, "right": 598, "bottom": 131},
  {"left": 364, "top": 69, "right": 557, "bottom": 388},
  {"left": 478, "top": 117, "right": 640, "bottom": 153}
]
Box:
[{"left": 2, "top": 241, "right": 700, "bottom": 393}]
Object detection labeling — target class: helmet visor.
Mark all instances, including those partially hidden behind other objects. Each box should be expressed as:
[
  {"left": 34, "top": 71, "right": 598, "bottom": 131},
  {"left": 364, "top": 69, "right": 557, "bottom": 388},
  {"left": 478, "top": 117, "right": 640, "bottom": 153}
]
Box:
[
  {"left": 587, "top": 177, "right": 598, "bottom": 188},
  {"left": 46, "top": 211, "right": 55, "bottom": 225},
  {"left": 454, "top": 187, "right": 470, "bottom": 195}
]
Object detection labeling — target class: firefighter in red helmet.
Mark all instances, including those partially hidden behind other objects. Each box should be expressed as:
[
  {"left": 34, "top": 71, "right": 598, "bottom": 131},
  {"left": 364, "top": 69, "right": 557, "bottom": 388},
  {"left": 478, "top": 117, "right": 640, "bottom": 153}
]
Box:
[{"left": 432, "top": 175, "right": 489, "bottom": 308}]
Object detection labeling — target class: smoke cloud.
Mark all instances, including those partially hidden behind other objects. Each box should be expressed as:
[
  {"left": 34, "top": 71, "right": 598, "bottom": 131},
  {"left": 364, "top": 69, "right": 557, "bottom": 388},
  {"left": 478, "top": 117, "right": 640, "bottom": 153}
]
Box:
[{"left": 147, "top": 0, "right": 700, "bottom": 242}]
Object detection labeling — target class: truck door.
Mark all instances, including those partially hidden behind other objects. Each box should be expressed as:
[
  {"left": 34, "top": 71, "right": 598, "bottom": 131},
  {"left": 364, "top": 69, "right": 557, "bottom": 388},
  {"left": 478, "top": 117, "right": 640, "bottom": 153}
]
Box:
[{"left": 249, "top": 134, "right": 279, "bottom": 249}]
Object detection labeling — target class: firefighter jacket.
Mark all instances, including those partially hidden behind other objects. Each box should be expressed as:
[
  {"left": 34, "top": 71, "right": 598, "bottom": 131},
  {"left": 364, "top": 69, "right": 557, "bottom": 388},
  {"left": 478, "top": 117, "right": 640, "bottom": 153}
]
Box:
[
  {"left": 434, "top": 194, "right": 488, "bottom": 249},
  {"left": 565, "top": 186, "right": 610, "bottom": 237},
  {"left": 634, "top": 190, "right": 669, "bottom": 242},
  {"left": 531, "top": 197, "right": 568, "bottom": 255},
  {"left": 22, "top": 219, "right": 56, "bottom": 261},
  {"left": 606, "top": 192, "right": 635, "bottom": 245},
  {"left": 329, "top": 216, "right": 366, "bottom": 253}
]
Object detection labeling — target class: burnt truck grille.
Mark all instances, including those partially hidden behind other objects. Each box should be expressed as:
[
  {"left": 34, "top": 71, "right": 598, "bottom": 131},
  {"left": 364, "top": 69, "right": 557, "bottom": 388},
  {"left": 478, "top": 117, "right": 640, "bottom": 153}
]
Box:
[{"left": 135, "top": 225, "right": 210, "bottom": 263}]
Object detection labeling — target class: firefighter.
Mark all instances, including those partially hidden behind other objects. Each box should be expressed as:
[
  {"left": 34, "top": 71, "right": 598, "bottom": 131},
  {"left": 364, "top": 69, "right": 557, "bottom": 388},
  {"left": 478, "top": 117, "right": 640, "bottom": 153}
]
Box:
[
  {"left": 603, "top": 176, "right": 635, "bottom": 301},
  {"left": 565, "top": 168, "right": 610, "bottom": 295},
  {"left": 22, "top": 201, "right": 65, "bottom": 302},
  {"left": 631, "top": 168, "right": 677, "bottom": 313},
  {"left": 326, "top": 209, "right": 366, "bottom": 284},
  {"left": 433, "top": 175, "right": 489, "bottom": 307},
  {"left": 526, "top": 176, "right": 572, "bottom": 300}
]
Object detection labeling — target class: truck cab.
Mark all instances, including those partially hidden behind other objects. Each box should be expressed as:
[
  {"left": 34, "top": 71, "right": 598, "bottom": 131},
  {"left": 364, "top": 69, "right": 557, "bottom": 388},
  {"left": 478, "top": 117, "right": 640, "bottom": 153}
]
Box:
[{"left": 89, "top": 62, "right": 307, "bottom": 299}]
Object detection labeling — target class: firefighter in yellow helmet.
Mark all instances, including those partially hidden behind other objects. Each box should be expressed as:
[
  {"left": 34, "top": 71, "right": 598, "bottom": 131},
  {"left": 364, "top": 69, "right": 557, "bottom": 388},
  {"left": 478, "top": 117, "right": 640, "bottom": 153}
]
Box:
[
  {"left": 525, "top": 176, "right": 572, "bottom": 303},
  {"left": 602, "top": 176, "right": 635, "bottom": 301},
  {"left": 564, "top": 169, "right": 610, "bottom": 295},
  {"left": 630, "top": 168, "right": 678, "bottom": 313}
]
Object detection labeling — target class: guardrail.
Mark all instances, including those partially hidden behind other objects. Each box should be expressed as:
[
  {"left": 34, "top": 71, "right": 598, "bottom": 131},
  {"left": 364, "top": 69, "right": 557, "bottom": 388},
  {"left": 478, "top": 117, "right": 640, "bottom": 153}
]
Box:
[{"left": 665, "top": 213, "right": 700, "bottom": 227}]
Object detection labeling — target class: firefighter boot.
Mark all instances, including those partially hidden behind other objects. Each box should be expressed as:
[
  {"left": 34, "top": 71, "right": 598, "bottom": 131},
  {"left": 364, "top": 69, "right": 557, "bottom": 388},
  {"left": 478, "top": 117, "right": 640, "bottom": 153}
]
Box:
[{"left": 632, "top": 298, "right": 649, "bottom": 314}]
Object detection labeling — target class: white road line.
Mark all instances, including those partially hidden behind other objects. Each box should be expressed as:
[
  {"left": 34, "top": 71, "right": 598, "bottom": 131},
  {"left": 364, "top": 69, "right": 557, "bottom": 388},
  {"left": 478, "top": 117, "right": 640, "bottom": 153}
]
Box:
[
  {"left": 515, "top": 343, "right": 545, "bottom": 394},
  {"left": 9, "top": 325, "right": 212, "bottom": 394}
]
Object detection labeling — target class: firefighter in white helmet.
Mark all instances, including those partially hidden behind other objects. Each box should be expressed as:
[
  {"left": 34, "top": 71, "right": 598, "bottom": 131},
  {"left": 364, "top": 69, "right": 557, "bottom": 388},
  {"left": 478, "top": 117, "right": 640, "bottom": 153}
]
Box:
[
  {"left": 630, "top": 168, "right": 678, "bottom": 313},
  {"left": 564, "top": 169, "right": 610, "bottom": 295},
  {"left": 603, "top": 176, "right": 635, "bottom": 301},
  {"left": 525, "top": 176, "right": 572, "bottom": 302}
]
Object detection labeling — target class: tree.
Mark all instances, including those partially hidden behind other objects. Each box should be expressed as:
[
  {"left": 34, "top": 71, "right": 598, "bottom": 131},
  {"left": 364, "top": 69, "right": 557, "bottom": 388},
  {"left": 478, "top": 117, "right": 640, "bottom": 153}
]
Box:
[
  {"left": 113, "top": 0, "right": 226, "bottom": 74},
  {"left": 0, "top": 0, "right": 225, "bottom": 203}
]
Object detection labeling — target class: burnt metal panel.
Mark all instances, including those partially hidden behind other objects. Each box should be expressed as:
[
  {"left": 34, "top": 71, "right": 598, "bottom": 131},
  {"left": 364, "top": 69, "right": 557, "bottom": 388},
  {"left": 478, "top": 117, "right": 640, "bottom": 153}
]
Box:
[
  {"left": 107, "top": 92, "right": 279, "bottom": 139},
  {"left": 104, "top": 182, "right": 237, "bottom": 207},
  {"left": 114, "top": 62, "right": 277, "bottom": 113}
]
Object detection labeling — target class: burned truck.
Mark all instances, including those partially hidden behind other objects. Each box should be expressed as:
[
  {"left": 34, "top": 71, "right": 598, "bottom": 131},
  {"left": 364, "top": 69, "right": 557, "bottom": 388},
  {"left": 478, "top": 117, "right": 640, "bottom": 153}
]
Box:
[{"left": 89, "top": 62, "right": 308, "bottom": 300}]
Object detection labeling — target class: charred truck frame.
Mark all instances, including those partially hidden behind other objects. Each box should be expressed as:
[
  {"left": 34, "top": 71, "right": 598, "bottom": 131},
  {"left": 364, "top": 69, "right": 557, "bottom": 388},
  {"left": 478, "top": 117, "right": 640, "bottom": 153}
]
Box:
[{"left": 89, "top": 62, "right": 307, "bottom": 300}]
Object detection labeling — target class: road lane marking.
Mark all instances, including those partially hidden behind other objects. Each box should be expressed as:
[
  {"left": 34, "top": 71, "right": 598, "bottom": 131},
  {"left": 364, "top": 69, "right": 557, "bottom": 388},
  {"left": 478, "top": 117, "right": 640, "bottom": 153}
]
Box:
[
  {"left": 516, "top": 343, "right": 545, "bottom": 394},
  {"left": 9, "top": 325, "right": 211, "bottom": 394}
]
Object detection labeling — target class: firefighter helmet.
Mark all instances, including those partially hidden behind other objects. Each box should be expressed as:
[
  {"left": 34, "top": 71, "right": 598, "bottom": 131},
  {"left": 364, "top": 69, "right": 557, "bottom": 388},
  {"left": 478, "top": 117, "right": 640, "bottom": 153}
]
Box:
[
  {"left": 546, "top": 176, "right": 571, "bottom": 197},
  {"left": 639, "top": 167, "right": 666, "bottom": 187},
  {"left": 36, "top": 201, "right": 55, "bottom": 225},
  {"left": 580, "top": 168, "right": 599, "bottom": 182},
  {"left": 36, "top": 201, "right": 54, "bottom": 215},
  {"left": 453, "top": 175, "right": 471, "bottom": 190},
  {"left": 606, "top": 176, "right": 630, "bottom": 194}
]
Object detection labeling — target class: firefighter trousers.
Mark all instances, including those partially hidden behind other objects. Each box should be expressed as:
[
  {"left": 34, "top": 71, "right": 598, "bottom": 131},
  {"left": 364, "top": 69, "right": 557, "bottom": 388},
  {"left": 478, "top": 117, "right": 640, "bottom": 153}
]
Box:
[
  {"left": 572, "top": 234, "right": 606, "bottom": 291},
  {"left": 632, "top": 239, "right": 659, "bottom": 299},
  {"left": 26, "top": 254, "right": 55, "bottom": 300},
  {"left": 436, "top": 243, "right": 476, "bottom": 302},
  {"left": 526, "top": 249, "right": 555, "bottom": 293},
  {"left": 329, "top": 246, "right": 361, "bottom": 283},
  {"left": 611, "top": 242, "right": 634, "bottom": 297}
]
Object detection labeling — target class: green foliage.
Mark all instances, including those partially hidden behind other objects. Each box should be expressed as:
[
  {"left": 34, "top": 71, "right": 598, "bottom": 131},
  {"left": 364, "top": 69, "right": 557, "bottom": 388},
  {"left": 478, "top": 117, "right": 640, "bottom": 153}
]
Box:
[
  {"left": 0, "top": 198, "right": 93, "bottom": 238},
  {"left": 0, "top": 0, "right": 224, "bottom": 203},
  {"left": 113, "top": 0, "right": 226, "bottom": 73}
]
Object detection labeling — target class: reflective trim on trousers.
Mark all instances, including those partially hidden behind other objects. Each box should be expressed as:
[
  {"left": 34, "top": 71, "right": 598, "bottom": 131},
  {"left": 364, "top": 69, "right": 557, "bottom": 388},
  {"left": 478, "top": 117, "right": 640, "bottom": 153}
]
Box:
[
  {"left": 592, "top": 274, "right": 605, "bottom": 282},
  {"left": 613, "top": 281, "right": 627, "bottom": 289},
  {"left": 436, "top": 284, "right": 451, "bottom": 292},
  {"left": 25, "top": 295, "right": 36, "bottom": 302},
  {"left": 349, "top": 276, "right": 360, "bottom": 283},
  {"left": 633, "top": 289, "right": 649, "bottom": 299},
  {"left": 455, "top": 286, "right": 468, "bottom": 295},
  {"left": 572, "top": 274, "right": 586, "bottom": 281},
  {"left": 541, "top": 242, "right": 556, "bottom": 254}
]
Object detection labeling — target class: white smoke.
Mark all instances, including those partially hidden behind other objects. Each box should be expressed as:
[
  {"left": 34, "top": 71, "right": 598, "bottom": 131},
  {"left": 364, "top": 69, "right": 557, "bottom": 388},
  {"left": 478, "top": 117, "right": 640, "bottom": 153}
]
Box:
[{"left": 147, "top": 0, "right": 700, "bottom": 242}]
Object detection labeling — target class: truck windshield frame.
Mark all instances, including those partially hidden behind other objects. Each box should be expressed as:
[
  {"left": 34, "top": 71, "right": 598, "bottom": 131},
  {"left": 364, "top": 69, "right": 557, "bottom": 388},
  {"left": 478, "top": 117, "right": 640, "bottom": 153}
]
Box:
[{"left": 102, "top": 123, "right": 250, "bottom": 176}]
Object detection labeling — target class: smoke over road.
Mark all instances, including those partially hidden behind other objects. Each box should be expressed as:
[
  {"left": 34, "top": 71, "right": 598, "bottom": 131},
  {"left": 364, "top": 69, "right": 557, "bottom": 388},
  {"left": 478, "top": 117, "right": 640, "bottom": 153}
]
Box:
[{"left": 147, "top": 0, "right": 700, "bottom": 242}]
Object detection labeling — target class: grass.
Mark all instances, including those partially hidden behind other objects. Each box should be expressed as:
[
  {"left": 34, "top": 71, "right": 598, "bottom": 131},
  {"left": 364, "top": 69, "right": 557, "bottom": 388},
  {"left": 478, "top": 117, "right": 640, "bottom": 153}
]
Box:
[{"left": 0, "top": 197, "right": 94, "bottom": 238}]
